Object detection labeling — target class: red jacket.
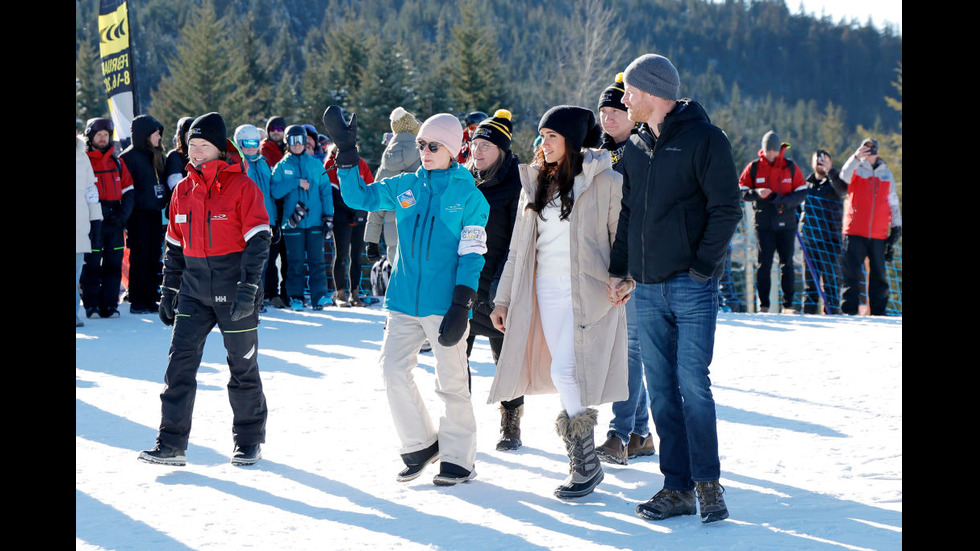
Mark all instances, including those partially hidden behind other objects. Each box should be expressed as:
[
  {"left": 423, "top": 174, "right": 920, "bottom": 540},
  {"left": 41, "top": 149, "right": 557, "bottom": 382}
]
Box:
[
  {"left": 738, "top": 146, "right": 807, "bottom": 230},
  {"left": 165, "top": 141, "right": 271, "bottom": 303},
  {"left": 840, "top": 156, "right": 901, "bottom": 239},
  {"left": 86, "top": 146, "right": 133, "bottom": 202},
  {"left": 260, "top": 138, "right": 285, "bottom": 169}
]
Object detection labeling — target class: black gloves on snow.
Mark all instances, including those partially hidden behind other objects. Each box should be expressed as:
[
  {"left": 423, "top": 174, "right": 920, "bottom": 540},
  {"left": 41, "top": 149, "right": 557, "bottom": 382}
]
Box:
[
  {"left": 438, "top": 285, "right": 477, "bottom": 347},
  {"left": 321, "top": 105, "right": 360, "bottom": 169},
  {"left": 365, "top": 242, "right": 381, "bottom": 263},
  {"left": 159, "top": 286, "right": 178, "bottom": 326},
  {"left": 229, "top": 282, "right": 260, "bottom": 322}
]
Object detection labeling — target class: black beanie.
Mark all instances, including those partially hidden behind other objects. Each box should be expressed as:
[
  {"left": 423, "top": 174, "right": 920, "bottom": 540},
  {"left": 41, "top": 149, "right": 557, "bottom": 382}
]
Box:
[
  {"left": 187, "top": 112, "right": 227, "bottom": 151},
  {"left": 538, "top": 105, "right": 602, "bottom": 151},
  {"left": 266, "top": 116, "right": 286, "bottom": 133},
  {"left": 597, "top": 72, "right": 627, "bottom": 112},
  {"left": 472, "top": 109, "right": 514, "bottom": 151}
]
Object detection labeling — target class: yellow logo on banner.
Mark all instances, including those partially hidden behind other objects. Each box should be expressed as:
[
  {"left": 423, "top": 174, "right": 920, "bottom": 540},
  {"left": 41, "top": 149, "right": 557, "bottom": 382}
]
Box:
[{"left": 98, "top": 3, "right": 130, "bottom": 57}]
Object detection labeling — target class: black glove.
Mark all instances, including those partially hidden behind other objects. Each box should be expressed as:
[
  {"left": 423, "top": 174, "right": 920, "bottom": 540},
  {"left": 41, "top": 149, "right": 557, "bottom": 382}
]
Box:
[
  {"left": 321, "top": 105, "right": 359, "bottom": 168},
  {"left": 229, "top": 282, "right": 259, "bottom": 322},
  {"left": 322, "top": 214, "right": 334, "bottom": 233},
  {"left": 365, "top": 242, "right": 381, "bottom": 262},
  {"left": 159, "top": 286, "right": 178, "bottom": 326},
  {"left": 884, "top": 226, "right": 901, "bottom": 262},
  {"left": 271, "top": 225, "right": 282, "bottom": 244},
  {"left": 438, "top": 285, "right": 477, "bottom": 347}
]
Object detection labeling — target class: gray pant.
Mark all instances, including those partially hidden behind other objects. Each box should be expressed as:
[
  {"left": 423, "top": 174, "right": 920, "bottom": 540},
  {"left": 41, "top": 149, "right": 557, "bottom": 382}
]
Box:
[{"left": 380, "top": 311, "right": 476, "bottom": 471}]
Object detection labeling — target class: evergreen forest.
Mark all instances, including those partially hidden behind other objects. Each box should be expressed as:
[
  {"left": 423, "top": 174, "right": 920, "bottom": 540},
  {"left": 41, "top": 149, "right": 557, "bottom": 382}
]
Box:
[{"left": 75, "top": 0, "right": 902, "bottom": 193}]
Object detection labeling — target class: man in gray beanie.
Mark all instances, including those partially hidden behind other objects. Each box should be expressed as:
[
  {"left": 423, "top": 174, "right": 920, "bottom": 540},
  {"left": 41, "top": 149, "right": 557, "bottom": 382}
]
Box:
[{"left": 607, "top": 53, "right": 741, "bottom": 524}]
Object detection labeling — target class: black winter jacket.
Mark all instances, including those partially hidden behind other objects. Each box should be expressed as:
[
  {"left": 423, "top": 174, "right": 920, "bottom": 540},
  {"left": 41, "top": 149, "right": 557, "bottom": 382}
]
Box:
[
  {"left": 120, "top": 115, "right": 167, "bottom": 212},
  {"left": 469, "top": 152, "right": 521, "bottom": 337},
  {"left": 608, "top": 100, "right": 742, "bottom": 283}
]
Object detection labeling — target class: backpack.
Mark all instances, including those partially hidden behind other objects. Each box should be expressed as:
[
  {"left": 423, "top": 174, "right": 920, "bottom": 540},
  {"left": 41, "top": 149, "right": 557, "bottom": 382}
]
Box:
[{"left": 370, "top": 257, "right": 392, "bottom": 297}]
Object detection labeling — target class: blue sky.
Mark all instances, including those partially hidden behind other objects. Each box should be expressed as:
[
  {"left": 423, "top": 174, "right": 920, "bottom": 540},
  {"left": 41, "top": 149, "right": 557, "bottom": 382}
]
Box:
[{"left": 793, "top": 0, "right": 902, "bottom": 32}]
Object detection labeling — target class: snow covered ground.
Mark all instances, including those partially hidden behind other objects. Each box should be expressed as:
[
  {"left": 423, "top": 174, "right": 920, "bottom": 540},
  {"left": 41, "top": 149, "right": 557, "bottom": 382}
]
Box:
[{"left": 76, "top": 305, "right": 901, "bottom": 550}]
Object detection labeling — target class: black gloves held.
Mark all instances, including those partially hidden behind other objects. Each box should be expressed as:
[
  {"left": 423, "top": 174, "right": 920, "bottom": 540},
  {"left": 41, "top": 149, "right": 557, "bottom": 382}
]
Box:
[
  {"left": 438, "top": 285, "right": 477, "bottom": 347},
  {"left": 365, "top": 242, "right": 381, "bottom": 263},
  {"left": 159, "top": 286, "right": 178, "bottom": 326},
  {"left": 884, "top": 226, "right": 901, "bottom": 262},
  {"left": 322, "top": 214, "right": 334, "bottom": 233},
  {"left": 321, "top": 105, "right": 360, "bottom": 169},
  {"left": 229, "top": 282, "right": 260, "bottom": 322}
]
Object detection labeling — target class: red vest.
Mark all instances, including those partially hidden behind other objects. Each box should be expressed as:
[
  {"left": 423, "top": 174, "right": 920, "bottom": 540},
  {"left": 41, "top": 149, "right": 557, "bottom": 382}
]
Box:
[
  {"left": 86, "top": 147, "right": 133, "bottom": 202},
  {"left": 842, "top": 168, "right": 894, "bottom": 239}
]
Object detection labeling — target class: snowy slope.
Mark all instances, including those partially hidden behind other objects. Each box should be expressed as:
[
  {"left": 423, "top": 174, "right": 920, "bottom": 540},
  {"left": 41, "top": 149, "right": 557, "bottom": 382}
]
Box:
[{"left": 76, "top": 306, "right": 902, "bottom": 550}]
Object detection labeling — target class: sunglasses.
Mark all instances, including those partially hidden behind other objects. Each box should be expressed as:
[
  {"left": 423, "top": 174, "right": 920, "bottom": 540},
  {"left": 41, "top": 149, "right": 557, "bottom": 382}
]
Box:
[
  {"left": 269, "top": 126, "right": 285, "bottom": 133},
  {"left": 416, "top": 140, "right": 442, "bottom": 153},
  {"left": 240, "top": 139, "right": 259, "bottom": 149}
]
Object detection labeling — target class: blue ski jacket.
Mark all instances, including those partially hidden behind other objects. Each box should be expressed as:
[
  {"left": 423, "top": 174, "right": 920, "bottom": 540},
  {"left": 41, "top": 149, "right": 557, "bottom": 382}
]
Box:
[
  {"left": 270, "top": 152, "right": 334, "bottom": 229},
  {"left": 337, "top": 162, "right": 490, "bottom": 317},
  {"left": 245, "top": 153, "right": 276, "bottom": 226}
]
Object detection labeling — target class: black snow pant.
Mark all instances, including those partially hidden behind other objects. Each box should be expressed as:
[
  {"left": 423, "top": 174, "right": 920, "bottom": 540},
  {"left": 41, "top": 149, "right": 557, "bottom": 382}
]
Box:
[
  {"left": 81, "top": 218, "right": 125, "bottom": 315},
  {"left": 756, "top": 228, "right": 796, "bottom": 309},
  {"left": 841, "top": 235, "right": 890, "bottom": 316},
  {"left": 331, "top": 221, "right": 366, "bottom": 293},
  {"left": 127, "top": 209, "right": 164, "bottom": 308},
  {"left": 156, "top": 295, "right": 268, "bottom": 450}
]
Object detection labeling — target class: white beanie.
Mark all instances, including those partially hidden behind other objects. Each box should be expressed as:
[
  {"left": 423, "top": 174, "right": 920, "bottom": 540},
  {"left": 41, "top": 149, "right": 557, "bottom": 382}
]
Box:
[{"left": 417, "top": 113, "right": 463, "bottom": 158}]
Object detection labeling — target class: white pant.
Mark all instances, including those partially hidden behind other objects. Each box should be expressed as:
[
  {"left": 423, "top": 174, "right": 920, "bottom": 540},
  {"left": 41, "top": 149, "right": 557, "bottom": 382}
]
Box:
[
  {"left": 536, "top": 274, "right": 585, "bottom": 417},
  {"left": 379, "top": 310, "right": 477, "bottom": 470}
]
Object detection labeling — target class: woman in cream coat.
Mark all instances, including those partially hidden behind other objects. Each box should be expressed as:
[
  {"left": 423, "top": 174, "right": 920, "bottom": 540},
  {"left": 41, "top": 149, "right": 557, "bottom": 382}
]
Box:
[{"left": 489, "top": 105, "right": 630, "bottom": 499}]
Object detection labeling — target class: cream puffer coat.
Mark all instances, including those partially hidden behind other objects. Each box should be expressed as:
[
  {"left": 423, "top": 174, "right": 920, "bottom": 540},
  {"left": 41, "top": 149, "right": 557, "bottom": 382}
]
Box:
[
  {"left": 76, "top": 135, "right": 102, "bottom": 254},
  {"left": 487, "top": 148, "right": 628, "bottom": 406}
]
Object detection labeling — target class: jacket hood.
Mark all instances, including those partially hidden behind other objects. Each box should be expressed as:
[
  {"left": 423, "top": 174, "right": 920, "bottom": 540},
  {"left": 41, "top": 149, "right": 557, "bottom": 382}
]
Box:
[
  {"left": 185, "top": 138, "right": 246, "bottom": 189},
  {"left": 756, "top": 143, "right": 790, "bottom": 167},
  {"left": 519, "top": 148, "right": 612, "bottom": 195},
  {"left": 131, "top": 115, "right": 164, "bottom": 153}
]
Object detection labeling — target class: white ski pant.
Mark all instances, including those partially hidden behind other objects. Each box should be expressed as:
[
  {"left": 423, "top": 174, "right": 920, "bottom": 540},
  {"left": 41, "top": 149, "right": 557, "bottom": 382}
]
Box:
[
  {"left": 380, "top": 310, "right": 477, "bottom": 471},
  {"left": 536, "top": 274, "right": 586, "bottom": 417}
]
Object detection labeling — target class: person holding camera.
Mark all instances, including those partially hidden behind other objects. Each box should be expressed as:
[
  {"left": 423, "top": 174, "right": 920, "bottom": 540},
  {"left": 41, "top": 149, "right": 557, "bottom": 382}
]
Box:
[
  {"left": 271, "top": 125, "right": 334, "bottom": 310},
  {"left": 801, "top": 149, "right": 847, "bottom": 314},
  {"left": 138, "top": 112, "right": 271, "bottom": 467},
  {"left": 839, "top": 138, "right": 902, "bottom": 316},
  {"left": 322, "top": 106, "right": 489, "bottom": 486},
  {"left": 738, "top": 130, "right": 808, "bottom": 313}
]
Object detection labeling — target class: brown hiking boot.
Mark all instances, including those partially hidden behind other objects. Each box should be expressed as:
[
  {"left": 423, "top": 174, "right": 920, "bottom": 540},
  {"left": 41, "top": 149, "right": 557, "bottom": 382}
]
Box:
[
  {"left": 596, "top": 434, "right": 628, "bottom": 465},
  {"left": 496, "top": 404, "right": 523, "bottom": 451},
  {"left": 635, "top": 488, "right": 697, "bottom": 520},
  {"left": 627, "top": 432, "right": 656, "bottom": 459},
  {"left": 695, "top": 480, "right": 729, "bottom": 523}
]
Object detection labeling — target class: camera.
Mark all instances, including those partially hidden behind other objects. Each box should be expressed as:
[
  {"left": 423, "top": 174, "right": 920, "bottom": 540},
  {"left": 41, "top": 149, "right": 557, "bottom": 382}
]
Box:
[
  {"left": 285, "top": 200, "right": 309, "bottom": 229},
  {"left": 865, "top": 141, "right": 878, "bottom": 156}
]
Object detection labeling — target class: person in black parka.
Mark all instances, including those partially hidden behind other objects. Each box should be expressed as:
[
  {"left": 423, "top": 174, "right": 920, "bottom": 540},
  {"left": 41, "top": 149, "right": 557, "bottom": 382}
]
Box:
[
  {"left": 463, "top": 109, "right": 526, "bottom": 451},
  {"left": 120, "top": 114, "right": 168, "bottom": 314}
]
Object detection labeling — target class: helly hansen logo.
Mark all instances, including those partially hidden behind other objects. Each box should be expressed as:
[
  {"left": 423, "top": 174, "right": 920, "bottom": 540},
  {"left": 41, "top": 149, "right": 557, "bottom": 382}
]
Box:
[
  {"left": 211, "top": 213, "right": 228, "bottom": 221},
  {"left": 214, "top": 295, "right": 227, "bottom": 302}
]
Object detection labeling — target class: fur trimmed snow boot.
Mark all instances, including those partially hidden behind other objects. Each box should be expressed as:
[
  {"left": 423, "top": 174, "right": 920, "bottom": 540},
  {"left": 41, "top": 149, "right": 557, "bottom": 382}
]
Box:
[{"left": 554, "top": 408, "right": 603, "bottom": 499}]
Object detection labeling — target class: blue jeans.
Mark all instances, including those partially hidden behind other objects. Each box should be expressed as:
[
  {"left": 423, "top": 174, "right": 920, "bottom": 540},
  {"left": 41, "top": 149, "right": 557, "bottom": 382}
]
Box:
[
  {"left": 607, "top": 298, "right": 650, "bottom": 442},
  {"left": 634, "top": 273, "right": 721, "bottom": 491}
]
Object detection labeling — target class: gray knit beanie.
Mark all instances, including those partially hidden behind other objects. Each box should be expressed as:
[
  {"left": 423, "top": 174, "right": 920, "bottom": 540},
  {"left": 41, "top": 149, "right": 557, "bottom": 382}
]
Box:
[
  {"left": 762, "top": 130, "right": 781, "bottom": 152},
  {"left": 622, "top": 54, "right": 680, "bottom": 100}
]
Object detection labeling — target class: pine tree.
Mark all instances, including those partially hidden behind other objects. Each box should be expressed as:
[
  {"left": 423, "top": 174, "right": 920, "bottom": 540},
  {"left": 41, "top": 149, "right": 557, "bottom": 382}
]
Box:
[
  {"left": 354, "top": 39, "right": 420, "bottom": 166},
  {"left": 148, "top": 0, "right": 248, "bottom": 133},
  {"left": 447, "top": 0, "right": 509, "bottom": 114},
  {"left": 76, "top": 38, "right": 107, "bottom": 123}
]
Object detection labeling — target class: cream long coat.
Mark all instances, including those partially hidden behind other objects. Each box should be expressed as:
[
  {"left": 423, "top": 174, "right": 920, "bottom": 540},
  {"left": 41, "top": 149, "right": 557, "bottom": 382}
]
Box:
[{"left": 487, "top": 148, "right": 628, "bottom": 407}]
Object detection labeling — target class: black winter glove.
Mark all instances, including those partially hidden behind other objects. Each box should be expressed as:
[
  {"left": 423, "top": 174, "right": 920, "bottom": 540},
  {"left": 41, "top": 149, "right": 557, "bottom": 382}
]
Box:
[
  {"left": 321, "top": 105, "right": 360, "bottom": 169},
  {"left": 438, "top": 285, "right": 477, "bottom": 347},
  {"left": 322, "top": 215, "right": 334, "bottom": 233},
  {"left": 884, "top": 226, "right": 901, "bottom": 262},
  {"left": 365, "top": 242, "right": 381, "bottom": 263},
  {"left": 159, "top": 286, "right": 178, "bottom": 326},
  {"left": 229, "top": 282, "right": 260, "bottom": 322}
]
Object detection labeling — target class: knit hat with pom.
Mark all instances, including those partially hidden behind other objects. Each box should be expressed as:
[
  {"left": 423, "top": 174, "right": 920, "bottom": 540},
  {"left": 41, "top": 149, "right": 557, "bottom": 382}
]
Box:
[
  {"left": 597, "top": 72, "right": 627, "bottom": 112},
  {"left": 390, "top": 106, "right": 421, "bottom": 135},
  {"left": 472, "top": 109, "right": 514, "bottom": 152},
  {"left": 417, "top": 113, "right": 464, "bottom": 158}
]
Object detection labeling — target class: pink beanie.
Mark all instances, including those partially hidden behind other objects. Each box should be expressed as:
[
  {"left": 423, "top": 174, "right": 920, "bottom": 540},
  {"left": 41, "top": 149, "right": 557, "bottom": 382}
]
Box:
[{"left": 417, "top": 113, "right": 463, "bottom": 158}]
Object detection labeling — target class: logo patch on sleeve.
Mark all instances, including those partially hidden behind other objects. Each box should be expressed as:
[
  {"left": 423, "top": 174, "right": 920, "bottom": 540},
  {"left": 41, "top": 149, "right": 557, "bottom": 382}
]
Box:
[
  {"left": 396, "top": 190, "right": 416, "bottom": 208},
  {"left": 175, "top": 214, "right": 187, "bottom": 223}
]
